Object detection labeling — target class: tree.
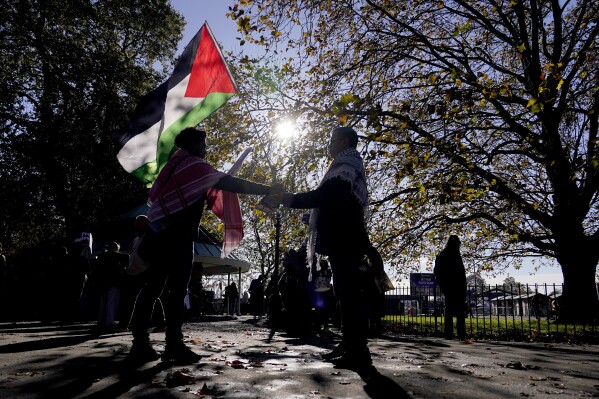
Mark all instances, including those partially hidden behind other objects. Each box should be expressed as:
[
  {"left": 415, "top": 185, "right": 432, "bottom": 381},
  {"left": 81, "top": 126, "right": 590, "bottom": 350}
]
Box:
[
  {"left": 197, "top": 62, "right": 320, "bottom": 283},
  {"left": 466, "top": 274, "right": 487, "bottom": 292},
  {"left": 229, "top": 0, "right": 599, "bottom": 320},
  {"left": 0, "top": 0, "right": 184, "bottom": 251},
  {"left": 502, "top": 276, "right": 522, "bottom": 294}
]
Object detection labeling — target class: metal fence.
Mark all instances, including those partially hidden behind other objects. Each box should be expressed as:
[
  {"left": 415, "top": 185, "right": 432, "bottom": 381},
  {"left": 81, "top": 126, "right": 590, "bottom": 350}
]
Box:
[{"left": 383, "top": 284, "right": 599, "bottom": 342}]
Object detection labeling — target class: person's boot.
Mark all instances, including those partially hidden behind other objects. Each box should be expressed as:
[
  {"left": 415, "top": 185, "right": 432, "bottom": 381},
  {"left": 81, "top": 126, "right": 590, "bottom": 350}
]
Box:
[
  {"left": 161, "top": 342, "right": 201, "bottom": 365},
  {"left": 321, "top": 342, "right": 346, "bottom": 362},
  {"left": 126, "top": 341, "right": 160, "bottom": 365},
  {"left": 331, "top": 347, "right": 372, "bottom": 370}
]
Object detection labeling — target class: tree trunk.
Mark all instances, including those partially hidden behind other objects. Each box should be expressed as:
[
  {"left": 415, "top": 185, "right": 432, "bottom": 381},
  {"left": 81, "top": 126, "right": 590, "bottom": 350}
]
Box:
[{"left": 558, "top": 252, "right": 599, "bottom": 323}]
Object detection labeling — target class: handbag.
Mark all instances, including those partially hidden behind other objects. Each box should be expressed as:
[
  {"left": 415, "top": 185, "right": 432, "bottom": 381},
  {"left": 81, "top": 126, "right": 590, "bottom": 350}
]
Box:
[
  {"left": 374, "top": 269, "right": 395, "bottom": 293},
  {"left": 127, "top": 234, "right": 151, "bottom": 275},
  {"left": 361, "top": 246, "right": 395, "bottom": 293},
  {"left": 136, "top": 230, "right": 159, "bottom": 260}
]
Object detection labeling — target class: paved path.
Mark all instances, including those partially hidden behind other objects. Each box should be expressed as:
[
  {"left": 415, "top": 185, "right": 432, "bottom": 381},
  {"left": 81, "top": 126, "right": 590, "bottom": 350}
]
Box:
[{"left": 0, "top": 317, "right": 597, "bottom": 398}]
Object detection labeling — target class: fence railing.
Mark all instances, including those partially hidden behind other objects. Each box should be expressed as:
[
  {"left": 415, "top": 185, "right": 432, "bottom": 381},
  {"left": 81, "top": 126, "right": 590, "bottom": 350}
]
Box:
[{"left": 383, "top": 283, "right": 599, "bottom": 342}]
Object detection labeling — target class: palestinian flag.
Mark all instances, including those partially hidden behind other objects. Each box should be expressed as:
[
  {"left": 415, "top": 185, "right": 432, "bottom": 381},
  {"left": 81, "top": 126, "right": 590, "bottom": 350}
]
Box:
[{"left": 114, "top": 22, "right": 237, "bottom": 185}]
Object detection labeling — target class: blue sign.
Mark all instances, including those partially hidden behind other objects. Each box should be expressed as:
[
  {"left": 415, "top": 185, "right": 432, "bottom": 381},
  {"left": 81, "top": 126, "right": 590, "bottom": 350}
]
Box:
[{"left": 410, "top": 273, "right": 440, "bottom": 296}]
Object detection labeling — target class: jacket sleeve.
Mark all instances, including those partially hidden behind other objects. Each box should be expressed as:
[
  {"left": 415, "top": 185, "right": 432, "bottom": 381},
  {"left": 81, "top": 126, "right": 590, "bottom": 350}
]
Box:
[
  {"left": 288, "top": 178, "right": 349, "bottom": 209},
  {"left": 213, "top": 175, "right": 270, "bottom": 196}
]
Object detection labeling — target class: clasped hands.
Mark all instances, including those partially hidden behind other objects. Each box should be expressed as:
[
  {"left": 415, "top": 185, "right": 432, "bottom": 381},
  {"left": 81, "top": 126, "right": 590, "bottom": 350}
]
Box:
[{"left": 264, "top": 183, "right": 293, "bottom": 208}]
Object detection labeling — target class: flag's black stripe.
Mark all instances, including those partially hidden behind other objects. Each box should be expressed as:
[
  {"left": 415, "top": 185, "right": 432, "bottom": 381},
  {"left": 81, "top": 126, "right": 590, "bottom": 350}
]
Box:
[{"left": 112, "top": 28, "right": 203, "bottom": 152}]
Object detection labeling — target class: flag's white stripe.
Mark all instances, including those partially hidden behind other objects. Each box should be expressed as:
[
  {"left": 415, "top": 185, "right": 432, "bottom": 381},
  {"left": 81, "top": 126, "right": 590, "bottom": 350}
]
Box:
[{"left": 117, "top": 75, "right": 205, "bottom": 172}]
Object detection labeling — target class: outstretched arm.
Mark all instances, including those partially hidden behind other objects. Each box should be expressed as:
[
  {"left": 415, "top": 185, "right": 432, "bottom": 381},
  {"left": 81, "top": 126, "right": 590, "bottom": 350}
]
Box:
[
  {"left": 282, "top": 178, "right": 351, "bottom": 209},
  {"left": 213, "top": 175, "right": 272, "bottom": 196}
]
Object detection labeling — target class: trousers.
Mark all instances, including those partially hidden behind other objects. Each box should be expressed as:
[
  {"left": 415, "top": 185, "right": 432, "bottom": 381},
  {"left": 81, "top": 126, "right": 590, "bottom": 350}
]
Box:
[
  {"left": 328, "top": 252, "right": 369, "bottom": 350},
  {"left": 131, "top": 229, "right": 193, "bottom": 345}
]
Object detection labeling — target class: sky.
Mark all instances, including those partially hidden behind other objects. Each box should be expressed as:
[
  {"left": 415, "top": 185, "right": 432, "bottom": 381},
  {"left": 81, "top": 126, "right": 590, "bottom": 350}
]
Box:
[
  {"left": 170, "top": 1, "right": 243, "bottom": 54},
  {"left": 169, "top": 1, "right": 565, "bottom": 287}
]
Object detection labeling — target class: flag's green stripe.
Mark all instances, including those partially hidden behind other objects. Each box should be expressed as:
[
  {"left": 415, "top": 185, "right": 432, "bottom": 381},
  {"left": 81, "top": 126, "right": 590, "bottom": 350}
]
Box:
[
  {"left": 130, "top": 92, "right": 234, "bottom": 186},
  {"left": 155, "top": 92, "right": 234, "bottom": 173},
  {"left": 131, "top": 161, "right": 158, "bottom": 187}
]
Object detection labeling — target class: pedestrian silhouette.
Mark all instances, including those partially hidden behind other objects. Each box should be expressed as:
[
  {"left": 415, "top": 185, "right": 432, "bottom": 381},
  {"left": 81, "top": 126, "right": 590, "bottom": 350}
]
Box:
[{"left": 434, "top": 235, "right": 467, "bottom": 340}]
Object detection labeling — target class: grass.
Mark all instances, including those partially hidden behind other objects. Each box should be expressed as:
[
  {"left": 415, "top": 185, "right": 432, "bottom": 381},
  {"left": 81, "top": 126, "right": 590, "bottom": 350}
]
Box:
[{"left": 382, "top": 314, "right": 599, "bottom": 343}]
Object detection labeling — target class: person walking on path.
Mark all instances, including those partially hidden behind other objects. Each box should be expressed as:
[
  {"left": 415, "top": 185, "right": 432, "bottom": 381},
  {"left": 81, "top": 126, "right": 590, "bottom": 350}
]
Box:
[
  {"left": 434, "top": 235, "right": 468, "bottom": 341},
  {"left": 127, "top": 128, "right": 282, "bottom": 365},
  {"left": 278, "top": 126, "right": 382, "bottom": 371},
  {"left": 94, "top": 242, "right": 128, "bottom": 329}
]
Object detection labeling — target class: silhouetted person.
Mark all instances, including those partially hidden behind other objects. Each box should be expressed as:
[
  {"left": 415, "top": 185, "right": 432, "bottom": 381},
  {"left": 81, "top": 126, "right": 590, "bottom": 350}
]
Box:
[
  {"left": 224, "top": 282, "right": 239, "bottom": 316},
  {"left": 434, "top": 235, "right": 467, "bottom": 340},
  {"left": 127, "top": 128, "right": 280, "bottom": 365},
  {"left": 249, "top": 275, "right": 264, "bottom": 319},
  {"left": 94, "top": 242, "right": 128, "bottom": 329},
  {"left": 279, "top": 127, "right": 381, "bottom": 370},
  {"left": 278, "top": 247, "right": 313, "bottom": 336},
  {"left": 52, "top": 243, "right": 90, "bottom": 324}
]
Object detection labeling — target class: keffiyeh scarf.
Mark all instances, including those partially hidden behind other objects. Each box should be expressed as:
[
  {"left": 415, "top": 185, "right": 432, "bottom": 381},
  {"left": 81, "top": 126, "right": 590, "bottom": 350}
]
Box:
[
  {"left": 148, "top": 148, "right": 243, "bottom": 258},
  {"left": 306, "top": 148, "right": 369, "bottom": 274}
]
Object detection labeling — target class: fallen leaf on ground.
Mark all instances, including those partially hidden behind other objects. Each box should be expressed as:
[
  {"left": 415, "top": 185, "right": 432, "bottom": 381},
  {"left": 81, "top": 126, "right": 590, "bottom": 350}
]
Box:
[
  {"left": 504, "top": 361, "right": 541, "bottom": 371},
  {"left": 229, "top": 360, "right": 246, "bottom": 369},
  {"left": 165, "top": 370, "right": 197, "bottom": 387},
  {"left": 194, "top": 383, "right": 210, "bottom": 396}
]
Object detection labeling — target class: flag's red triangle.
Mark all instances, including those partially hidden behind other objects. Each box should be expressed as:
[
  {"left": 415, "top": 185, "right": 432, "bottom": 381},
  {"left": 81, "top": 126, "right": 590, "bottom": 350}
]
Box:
[{"left": 185, "top": 25, "right": 236, "bottom": 98}]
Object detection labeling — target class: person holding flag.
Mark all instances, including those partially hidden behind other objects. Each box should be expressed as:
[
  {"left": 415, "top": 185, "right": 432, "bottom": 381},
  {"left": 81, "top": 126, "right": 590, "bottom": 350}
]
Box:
[
  {"left": 117, "top": 22, "right": 282, "bottom": 365},
  {"left": 127, "top": 128, "right": 282, "bottom": 365}
]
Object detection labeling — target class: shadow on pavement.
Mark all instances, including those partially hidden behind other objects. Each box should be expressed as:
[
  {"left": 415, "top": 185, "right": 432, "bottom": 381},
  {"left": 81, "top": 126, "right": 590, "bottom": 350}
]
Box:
[
  {"left": 361, "top": 367, "right": 414, "bottom": 399},
  {"left": 379, "top": 334, "right": 451, "bottom": 348},
  {"left": 185, "top": 315, "right": 238, "bottom": 323},
  {"left": 0, "top": 321, "right": 96, "bottom": 334},
  {"left": 83, "top": 362, "right": 172, "bottom": 399},
  {"left": 0, "top": 332, "right": 128, "bottom": 354},
  {"left": 9, "top": 343, "right": 171, "bottom": 399}
]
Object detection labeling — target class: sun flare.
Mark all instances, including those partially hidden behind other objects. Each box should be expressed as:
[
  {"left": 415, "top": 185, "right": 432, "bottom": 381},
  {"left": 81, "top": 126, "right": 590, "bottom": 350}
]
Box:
[{"left": 275, "top": 120, "right": 297, "bottom": 140}]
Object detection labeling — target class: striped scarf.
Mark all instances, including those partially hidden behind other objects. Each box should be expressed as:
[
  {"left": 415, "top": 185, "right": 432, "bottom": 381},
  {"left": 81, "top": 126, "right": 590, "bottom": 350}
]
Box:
[
  {"left": 147, "top": 148, "right": 242, "bottom": 258},
  {"left": 306, "top": 148, "right": 369, "bottom": 275}
]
